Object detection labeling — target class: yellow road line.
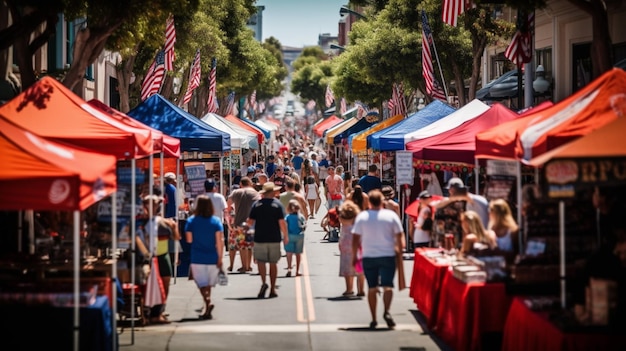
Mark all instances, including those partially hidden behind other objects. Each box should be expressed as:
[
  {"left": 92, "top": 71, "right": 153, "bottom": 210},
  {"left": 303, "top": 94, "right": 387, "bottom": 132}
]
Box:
[{"left": 295, "top": 249, "right": 316, "bottom": 322}]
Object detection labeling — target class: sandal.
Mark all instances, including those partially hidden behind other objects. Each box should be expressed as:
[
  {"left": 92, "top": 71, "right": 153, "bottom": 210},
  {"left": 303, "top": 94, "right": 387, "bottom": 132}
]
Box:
[
  {"left": 369, "top": 321, "right": 378, "bottom": 329},
  {"left": 286, "top": 271, "right": 292, "bottom": 277},
  {"left": 383, "top": 312, "right": 396, "bottom": 329},
  {"left": 342, "top": 291, "right": 354, "bottom": 296},
  {"left": 269, "top": 292, "right": 278, "bottom": 298},
  {"left": 357, "top": 292, "right": 365, "bottom": 297},
  {"left": 257, "top": 283, "right": 269, "bottom": 299}
]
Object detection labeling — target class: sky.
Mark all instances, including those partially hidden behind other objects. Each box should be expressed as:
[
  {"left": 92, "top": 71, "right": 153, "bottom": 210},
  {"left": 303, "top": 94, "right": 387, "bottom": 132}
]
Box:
[{"left": 256, "top": 0, "right": 348, "bottom": 47}]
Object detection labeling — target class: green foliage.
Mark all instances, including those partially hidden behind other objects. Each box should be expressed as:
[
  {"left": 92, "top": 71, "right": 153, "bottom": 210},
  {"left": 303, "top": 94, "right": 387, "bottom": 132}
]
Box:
[{"left": 291, "top": 60, "right": 335, "bottom": 106}]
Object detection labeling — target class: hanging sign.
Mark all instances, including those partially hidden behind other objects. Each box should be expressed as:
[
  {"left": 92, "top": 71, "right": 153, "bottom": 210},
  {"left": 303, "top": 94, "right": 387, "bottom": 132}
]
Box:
[{"left": 395, "top": 151, "right": 414, "bottom": 185}]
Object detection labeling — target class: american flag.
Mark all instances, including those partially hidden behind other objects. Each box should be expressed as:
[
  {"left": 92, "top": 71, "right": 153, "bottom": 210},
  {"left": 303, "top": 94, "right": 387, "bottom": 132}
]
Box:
[
  {"left": 141, "top": 50, "right": 166, "bottom": 101},
  {"left": 164, "top": 14, "right": 176, "bottom": 71},
  {"left": 181, "top": 49, "right": 201, "bottom": 106},
  {"left": 391, "top": 82, "right": 407, "bottom": 116},
  {"left": 224, "top": 91, "right": 236, "bottom": 116},
  {"left": 442, "top": 0, "right": 467, "bottom": 27},
  {"left": 355, "top": 101, "right": 369, "bottom": 119},
  {"left": 422, "top": 11, "right": 447, "bottom": 101},
  {"left": 206, "top": 58, "right": 218, "bottom": 113},
  {"left": 306, "top": 100, "right": 316, "bottom": 110},
  {"left": 325, "top": 84, "right": 334, "bottom": 107},
  {"left": 249, "top": 90, "right": 257, "bottom": 111},
  {"left": 258, "top": 101, "right": 265, "bottom": 113},
  {"left": 339, "top": 97, "right": 347, "bottom": 115},
  {"left": 505, "top": 11, "right": 534, "bottom": 67}
]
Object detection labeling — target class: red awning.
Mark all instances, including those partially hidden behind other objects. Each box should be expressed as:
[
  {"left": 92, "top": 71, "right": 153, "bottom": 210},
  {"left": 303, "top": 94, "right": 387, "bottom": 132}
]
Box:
[
  {"left": 0, "top": 77, "right": 153, "bottom": 159},
  {"left": 313, "top": 115, "right": 343, "bottom": 137},
  {"left": 88, "top": 99, "right": 181, "bottom": 158},
  {"left": 476, "top": 68, "right": 626, "bottom": 161},
  {"left": 0, "top": 118, "right": 117, "bottom": 211}
]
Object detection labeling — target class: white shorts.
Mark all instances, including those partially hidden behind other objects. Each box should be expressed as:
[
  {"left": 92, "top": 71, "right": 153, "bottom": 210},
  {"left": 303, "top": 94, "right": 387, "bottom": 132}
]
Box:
[{"left": 190, "top": 263, "right": 219, "bottom": 288}]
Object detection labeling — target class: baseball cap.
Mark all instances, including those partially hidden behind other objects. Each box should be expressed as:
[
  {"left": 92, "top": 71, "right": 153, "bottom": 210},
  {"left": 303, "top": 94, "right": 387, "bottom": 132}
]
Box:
[
  {"left": 446, "top": 177, "right": 465, "bottom": 189},
  {"left": 259, "top": 182, "right": 282, "bottom": 194},
  {"left": 247, "top": 166, "right": 256, "bottom": 174},
  {"left": 283, "top": 166, "right": 291, "bottom": 172},
  {"left": 204, "top": 180, "right": 215, "bottom": 191},
  {"left": 418, "top": 190, "right": 432, "bottom": 199},
  {"left": 164, "top": 172, "right": 176, "bottom": 181}
]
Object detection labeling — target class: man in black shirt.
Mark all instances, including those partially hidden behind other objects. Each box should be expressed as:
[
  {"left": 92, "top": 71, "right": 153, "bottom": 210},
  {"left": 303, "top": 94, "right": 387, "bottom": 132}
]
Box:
[{"left": 248, "top": 182, "right": 288, "bottom": 299}]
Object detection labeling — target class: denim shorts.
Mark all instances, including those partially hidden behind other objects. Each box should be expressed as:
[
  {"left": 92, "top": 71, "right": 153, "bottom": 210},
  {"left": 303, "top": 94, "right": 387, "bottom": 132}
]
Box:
[{"left": 362, "top": 256, "right": 396, "bottom": 288}]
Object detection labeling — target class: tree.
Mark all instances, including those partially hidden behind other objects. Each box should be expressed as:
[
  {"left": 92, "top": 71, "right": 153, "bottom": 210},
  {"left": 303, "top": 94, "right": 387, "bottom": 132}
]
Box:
[{"left": 291, "top": 60, "right": 335, "bottom": 110}]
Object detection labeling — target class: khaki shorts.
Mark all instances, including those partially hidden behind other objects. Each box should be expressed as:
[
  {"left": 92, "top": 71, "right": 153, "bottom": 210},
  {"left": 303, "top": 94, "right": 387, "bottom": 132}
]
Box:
[{"left": 253, "top": 242, "right": 281, "bottom": 263}]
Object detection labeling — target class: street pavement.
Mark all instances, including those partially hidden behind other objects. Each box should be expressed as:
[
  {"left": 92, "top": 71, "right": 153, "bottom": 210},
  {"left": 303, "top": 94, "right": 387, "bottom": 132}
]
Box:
[{"left": 118, "top": 199, "right": 450, "bottom": 351}]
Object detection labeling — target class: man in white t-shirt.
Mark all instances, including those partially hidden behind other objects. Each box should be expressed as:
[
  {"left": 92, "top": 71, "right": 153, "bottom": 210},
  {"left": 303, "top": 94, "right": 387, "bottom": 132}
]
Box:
[
  {"left": 205, "top": 180, "right": 229, "bottom": 254},
  {"left": 352, "top": 190, "right": 405, "bottom": 330},
  {"left": 410, "top": 190, "right": 434, "bottom": 248}
]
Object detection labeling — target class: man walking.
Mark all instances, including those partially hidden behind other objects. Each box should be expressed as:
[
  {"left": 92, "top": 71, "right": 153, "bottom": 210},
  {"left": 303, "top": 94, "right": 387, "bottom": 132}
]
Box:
[
  {"left": 325, "top": 166, "right": 344, "bottom": 209},
  {"left": 352, "top": 190, "right": 405, "bottom": 329},
  {"left": 248, "top": 182, "right": 288, "bottom": 299},
  {"left": 227, "top": 177, "right": 260, "bottom": 272},
  {"left": 358, "top": 164, "right": 382, "bottom": 193}
]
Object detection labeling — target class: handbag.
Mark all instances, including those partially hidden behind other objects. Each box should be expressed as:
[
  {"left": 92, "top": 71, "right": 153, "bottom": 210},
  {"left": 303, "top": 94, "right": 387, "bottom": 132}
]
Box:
[
  {"left": 144, "top": 256, "right": 166, "bottom": 307},
  {"left": 330, "top": 193, "right": 342, "bottom": 200}
]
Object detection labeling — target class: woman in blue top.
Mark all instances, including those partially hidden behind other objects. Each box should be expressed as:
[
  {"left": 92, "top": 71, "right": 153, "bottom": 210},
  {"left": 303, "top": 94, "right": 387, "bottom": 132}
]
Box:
[
  {"left": 185, "top": 195, "right": 224, "bottom": 320},
  {"left": 284, "top": 200, "right": 306, "bottom": 277}
]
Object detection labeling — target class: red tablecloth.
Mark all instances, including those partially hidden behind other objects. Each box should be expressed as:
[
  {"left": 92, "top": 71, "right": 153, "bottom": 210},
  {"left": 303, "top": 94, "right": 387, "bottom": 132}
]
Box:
[
  {"left": 502, "top": 297, "right": 626, "bottom": 351},
  {"left": 409, "top": 248, "right": 450, "bottom": 327},
  {"left": 434, "top": 270, "right": 510, "bottom": 351}
]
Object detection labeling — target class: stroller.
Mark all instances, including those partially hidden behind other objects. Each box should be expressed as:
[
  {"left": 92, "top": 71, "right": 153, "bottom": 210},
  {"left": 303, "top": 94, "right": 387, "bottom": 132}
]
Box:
[{"left": 322, "top": 207, "right": 340, "bottom": 242}]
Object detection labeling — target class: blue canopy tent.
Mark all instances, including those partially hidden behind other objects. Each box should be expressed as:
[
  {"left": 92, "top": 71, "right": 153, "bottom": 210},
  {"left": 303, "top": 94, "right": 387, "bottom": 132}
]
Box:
[
  {"left": 332, "top": 117, "right": 376, "bottom": 144},
  {"left": 368, "top": 100, "right": 455, "bottom": 151},
  {"left": 128, "top": 94, "right": 231, "bottom": 152}
]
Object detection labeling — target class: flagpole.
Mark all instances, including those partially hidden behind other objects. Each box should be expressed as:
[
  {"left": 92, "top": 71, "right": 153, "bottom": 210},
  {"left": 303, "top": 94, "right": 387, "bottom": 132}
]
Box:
[{"left": 430, "top": 38, "right": 449, "bottom": 100}]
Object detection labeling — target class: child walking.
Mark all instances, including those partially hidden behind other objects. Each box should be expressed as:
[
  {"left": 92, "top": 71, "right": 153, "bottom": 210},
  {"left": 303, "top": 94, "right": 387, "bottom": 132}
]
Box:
[
  {"left": 284, "top": 200, "right": 306, "bottom": 277},
  {"left": 305, "top": 175, "right": 320, "bottom": 219}
]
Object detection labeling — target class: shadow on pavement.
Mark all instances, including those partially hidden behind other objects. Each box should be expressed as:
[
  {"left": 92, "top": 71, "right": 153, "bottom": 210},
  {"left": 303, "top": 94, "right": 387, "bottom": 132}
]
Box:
[
  {"left": 177, "top": 317, "right": 210, "bottom": 323},
  {"left": 339, "top": 326, "right": 394, "bottom": 332},
  {"left": 325, "top": 296, "right": 363, "bottom": 301},
  {"left": 409, "top": 309, "right": 454, "bottom": 351}
]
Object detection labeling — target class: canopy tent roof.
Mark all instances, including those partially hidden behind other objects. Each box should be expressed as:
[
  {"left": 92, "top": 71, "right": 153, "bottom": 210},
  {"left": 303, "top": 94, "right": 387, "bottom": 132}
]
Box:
[
  {"left": 0, "top": 118, "right": 117, "bottom": 211},
  {"left": 224, "top": 115, "right": 264, "bottom": 144},
  {"left": 200, "top": 113, "right": 259, "bottom": 149},
  {"left": 476, "top": 68, "right": 626, "bottom": 161},
  {"left": 473, "top": 101, "right": 554, "bottom": 160},
  {"left": 350, "top": 114, "right": 405, "bottom": 152},
  {"left": 368, "top": 100, "right": 456, "bottom": 151},
  {"left": 325, "top": 116, "right": 357, "bottom": 144},
  {"left": 264, "top": 116, "right": 281, "bottom": 127},
  {"left": 332, "top": 117, "right": 376, "bottom": 144},
  {"left": 88, "top": 99, "right": 181, "bottom": 158},
  {"left": 0, "top": 76, "right": 154, "bottom": 159},
  {"left": 403, "top": 99, "right": 490, "bottom": 147},
  {"left": 128, "top": 94, "right": 230, "bottom": 152},
  {"left": 314, "top": 115, "right": 343, "bottom": 137},
  {"left": 241, "top": 117, "right": 271, "bottom": 139},
  {"left": 407, "top": 103, "right": 519, "bottom": 164},
  {"left": 342, "top": 106, "right": 358, "bottom": 119},
  {"left": 255, "top": 118, "right": 279, "bottom": 131},
  {"left": 528, "top": 116, "right": 626, "bottom": 166}
]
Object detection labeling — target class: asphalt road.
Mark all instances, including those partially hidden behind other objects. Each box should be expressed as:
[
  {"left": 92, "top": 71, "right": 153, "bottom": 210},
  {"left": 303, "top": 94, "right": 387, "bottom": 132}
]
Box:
[{"left": 118, "top": 202, "right": 447, "bottom": 351}]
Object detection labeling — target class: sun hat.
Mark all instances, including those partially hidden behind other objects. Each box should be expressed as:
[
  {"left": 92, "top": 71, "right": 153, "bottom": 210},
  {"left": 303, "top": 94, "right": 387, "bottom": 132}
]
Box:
[
  {"left": 445, "top": 177, "right": 465, "bottom": 190},
  {"left": 418, "top": 190, "right": 432, "bottom": 199},
  {"left": 142, "top": 194, "right": 163, "bottom": 204},
  {"left": 259, "top": 182, "right": 282, "bottom": 194},
  {"left": 164, "top": 172, "right": 176, "bottom": 181}
]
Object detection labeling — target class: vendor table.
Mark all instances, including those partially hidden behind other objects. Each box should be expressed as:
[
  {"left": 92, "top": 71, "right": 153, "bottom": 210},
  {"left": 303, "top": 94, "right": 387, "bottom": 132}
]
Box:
[
  {"left": 434, "top": 270, "right": 510, "bottom": 351},
  {"left": 409, "top": 248, "right": 450, "bottom": 327},
  {"left": 0, "top": 295, "right": 114, "bottom": 351},
  {"left": 502, "top": 297, "right": 626, "bottom": 351}
]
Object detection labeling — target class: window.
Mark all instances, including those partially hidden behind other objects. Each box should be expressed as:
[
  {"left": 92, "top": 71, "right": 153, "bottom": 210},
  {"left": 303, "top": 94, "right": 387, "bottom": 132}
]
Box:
[
  {"left": 535, "top": 47, "right": 552, "bottom": 82},
  {"left": 572, "top": 43, "right": 591, "bottom": 92}
]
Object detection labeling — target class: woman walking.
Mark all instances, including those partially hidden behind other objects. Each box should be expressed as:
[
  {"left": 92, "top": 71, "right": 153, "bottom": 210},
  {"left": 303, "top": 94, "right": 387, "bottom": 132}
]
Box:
[
  {"left": 185, "top": 195, "right": 224, "bottom": 320},
  {"left": 338, "top": 200, "right": 365, "bottom": 297},
  {"left": 305, "top": 175, "right": 320, "bottom": 218}
]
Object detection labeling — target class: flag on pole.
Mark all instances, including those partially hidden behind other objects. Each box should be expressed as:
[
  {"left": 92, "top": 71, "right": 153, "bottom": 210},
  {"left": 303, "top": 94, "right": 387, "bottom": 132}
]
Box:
[
  {"left": 422, "top": 11, "right": 447, "bottom": 102},
  {"left": 442, "top": 0, "right": 466, "bottom": 27},
  {"left": 325, "top": 85, "right": 335, "bottom": 107},
  {"left": 206, "top": 58, "right": 218, "bottom": 113},
  {"left": 141, "top": 50, "right": 166, "bottom": 101},
  {"left": 504, "top": 11, "right": 534, "bottom": 67},
  {"left": 355, "top": 101, "right": 369, "bottom": 119},
  {"left": 181, "top": 49, "right": 201, "bottom": 106},
  {"left": 225, "top": 91, "right": 236, "bottom": 116},
  {"left": 391, "top": 82, "right": 407, "bottom": 116},
  {"left": 340, "top": 97, "right": 347, "bottom": 115},
  {"left": 306, "top": 100, "right": 316, "bottom": 111},
  {"left": 249, "top": 90, "right": 257, "bottom": 111},
  {"left": 164, "top": 14, "right": 176, "bottom": 71}
]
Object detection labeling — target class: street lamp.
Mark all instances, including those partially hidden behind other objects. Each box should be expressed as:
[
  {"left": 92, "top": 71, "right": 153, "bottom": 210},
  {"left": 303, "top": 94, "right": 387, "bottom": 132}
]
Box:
[
  {"left": 532, "top": 65, "right": 550, "bottom": 94},
  {"left": 339, "top": 6, "right": 366, "bottom": 19}
]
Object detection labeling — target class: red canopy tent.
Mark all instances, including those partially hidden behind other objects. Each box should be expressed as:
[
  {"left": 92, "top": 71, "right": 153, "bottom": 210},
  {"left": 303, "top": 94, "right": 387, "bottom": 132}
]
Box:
[
  {"left": 406, "top": 103, "right": 520, "bottom": 164},
  {"left": 0, "top": 77, "right": 154, "bottom": 159},
  {"left": 224, "top": 114, "right": 264, "bottom": 144},
  {"left": 476, "top": 68, "right": 626, "bottom": 161},
  {"left": 88, "top": 99, "right": 180, "bottom": 158},
  {"left": 0, "top": 118, "right": 117, "bottom": 211},
  {"left": 313, "top": 115, "right": 343, "bottom": 137}
]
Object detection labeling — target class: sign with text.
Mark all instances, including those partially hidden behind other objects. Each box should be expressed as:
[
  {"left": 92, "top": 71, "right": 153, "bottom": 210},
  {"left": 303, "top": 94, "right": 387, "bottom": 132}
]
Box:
[
  {"left": 185, "top": 163, "right": 207, "bottom": 199},
  {"left": 543, "top": 157, "right": 626, "bottom": 198},
  {"left": 486, "top": 160, "right": 518, "bottom": 176},
  {"left": 395, "top": 151, "right": 414, "bottom": 185}
]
